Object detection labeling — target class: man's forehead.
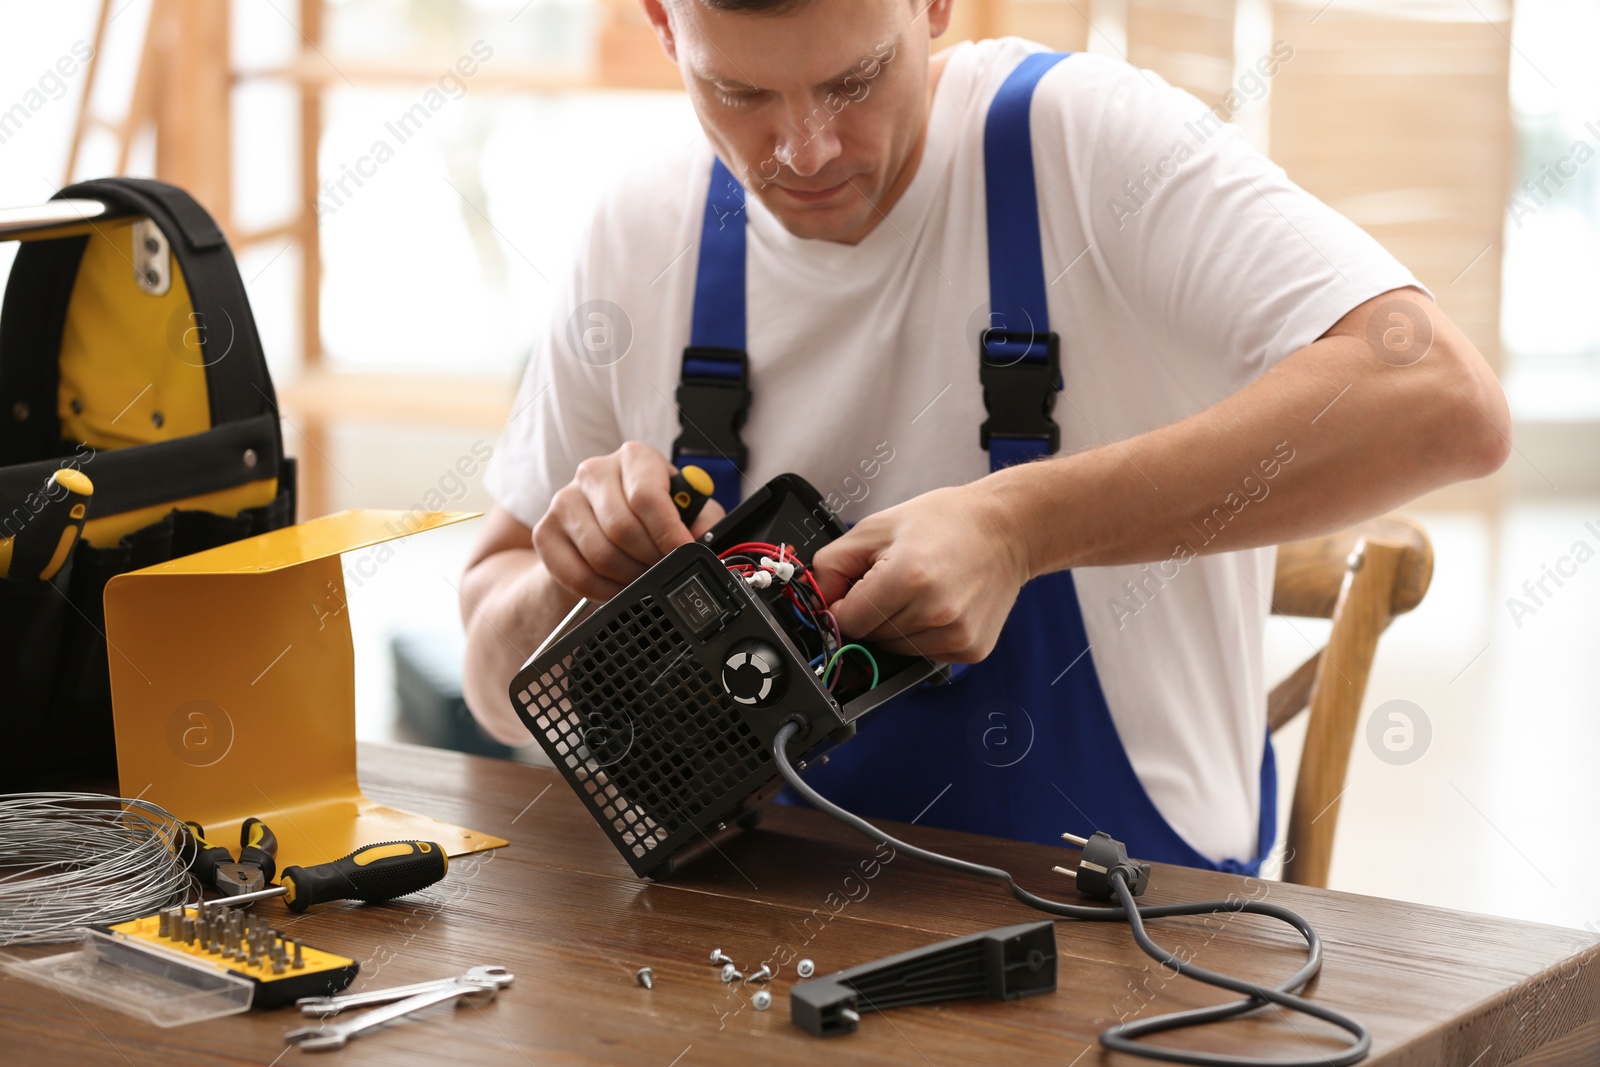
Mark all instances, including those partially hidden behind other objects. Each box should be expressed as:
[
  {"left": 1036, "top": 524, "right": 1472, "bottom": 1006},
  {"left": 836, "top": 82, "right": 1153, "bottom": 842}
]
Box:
[{"left": 672, "top": 0, "right": 908, "bottom": 89}]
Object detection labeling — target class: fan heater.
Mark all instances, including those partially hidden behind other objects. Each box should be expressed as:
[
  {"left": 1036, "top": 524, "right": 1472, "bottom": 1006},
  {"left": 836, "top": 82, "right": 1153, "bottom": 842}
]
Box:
[{"left": 508, "top": 474, "right": 940, "bottom": 880}]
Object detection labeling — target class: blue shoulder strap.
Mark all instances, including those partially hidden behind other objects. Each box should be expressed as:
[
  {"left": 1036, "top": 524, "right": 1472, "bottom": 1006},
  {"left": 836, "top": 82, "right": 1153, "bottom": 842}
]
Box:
[
  {"left": 672, "top": 156, "right": 751, "bottom": 512},
  {"left": 980, "top": 51, "right": 1071, "bottom": 472}
]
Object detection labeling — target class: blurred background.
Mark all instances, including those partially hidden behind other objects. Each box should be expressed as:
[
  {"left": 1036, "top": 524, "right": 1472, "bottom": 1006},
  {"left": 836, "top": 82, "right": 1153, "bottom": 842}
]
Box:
[{"left": 1, "top": 0, "right": 1595, "bottom": 934}]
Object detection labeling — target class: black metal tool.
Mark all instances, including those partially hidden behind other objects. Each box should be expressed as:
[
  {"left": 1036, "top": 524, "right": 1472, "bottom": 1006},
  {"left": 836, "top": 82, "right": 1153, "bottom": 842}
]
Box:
[{"left": 789, "top": 921, "right": 1058, "bottom": 1037}]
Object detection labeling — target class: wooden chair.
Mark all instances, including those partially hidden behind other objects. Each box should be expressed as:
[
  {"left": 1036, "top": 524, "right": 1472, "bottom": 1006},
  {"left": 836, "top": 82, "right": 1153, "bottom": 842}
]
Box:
[{"left": 1269, "top": 516, "right": 1434, "bottom": 887}]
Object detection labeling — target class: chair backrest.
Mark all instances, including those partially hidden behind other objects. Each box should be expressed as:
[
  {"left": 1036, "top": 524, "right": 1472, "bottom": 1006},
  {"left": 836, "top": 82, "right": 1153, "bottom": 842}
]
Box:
[{"left": 1269, "top": 516, "right": 1433, "bottom": 887}]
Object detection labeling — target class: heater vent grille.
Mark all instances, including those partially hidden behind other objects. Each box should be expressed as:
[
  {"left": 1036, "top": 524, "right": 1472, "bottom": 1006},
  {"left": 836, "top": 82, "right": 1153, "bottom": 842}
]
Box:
[{"left": 515, "top": 596, "right": 768, "bottom": 861}]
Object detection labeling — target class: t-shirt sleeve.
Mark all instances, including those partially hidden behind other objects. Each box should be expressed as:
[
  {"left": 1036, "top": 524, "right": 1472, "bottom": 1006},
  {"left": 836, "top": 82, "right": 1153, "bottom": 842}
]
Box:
[
  {"left": 1056, "top": 57, "right": 1422, "bottom": 398},
  {"left": 484, "top": 206, "right": 626, "bottom": 529}
]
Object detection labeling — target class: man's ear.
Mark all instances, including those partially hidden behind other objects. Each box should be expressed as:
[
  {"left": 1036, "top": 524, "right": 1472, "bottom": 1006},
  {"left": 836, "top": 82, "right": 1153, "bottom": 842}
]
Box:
[
  {"left": 638, "top": 0, "right": 679, "bottom": 63},
  {"left": 924, "top": 0, "right": 956, "bottom": 40}
]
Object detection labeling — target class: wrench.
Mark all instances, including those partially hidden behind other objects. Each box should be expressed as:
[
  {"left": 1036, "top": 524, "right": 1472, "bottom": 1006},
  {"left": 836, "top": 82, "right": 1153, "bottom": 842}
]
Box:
[
  {"left": 284, "top": 975, "right": 501, "bottom": 1051},
  {"left": 296, "top": 965, "right": 514, "bottom": 1015}
]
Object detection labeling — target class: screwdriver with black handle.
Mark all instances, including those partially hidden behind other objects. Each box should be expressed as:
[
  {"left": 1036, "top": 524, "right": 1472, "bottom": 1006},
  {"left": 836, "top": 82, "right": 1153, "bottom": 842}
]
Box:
[
  {"left": 211, "top": 840, "right": 448, "bottom": 913},
  {"left": 3, "top": 468, "right": 94, "bottom": 582},
  {"left": 669, "top": 464, "right": 714, "bottom": 527}
]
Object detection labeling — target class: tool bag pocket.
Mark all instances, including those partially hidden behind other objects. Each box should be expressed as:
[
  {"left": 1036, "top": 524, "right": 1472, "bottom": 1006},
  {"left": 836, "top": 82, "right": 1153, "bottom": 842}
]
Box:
[{"left": 0, "top": 178, "right": 296, "bottom": 791}]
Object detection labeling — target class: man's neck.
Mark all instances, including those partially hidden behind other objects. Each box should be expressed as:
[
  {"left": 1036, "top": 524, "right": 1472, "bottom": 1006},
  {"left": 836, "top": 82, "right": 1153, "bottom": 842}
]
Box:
[{"left": 837, "top": 47, "right": 954, "bottom": 245}]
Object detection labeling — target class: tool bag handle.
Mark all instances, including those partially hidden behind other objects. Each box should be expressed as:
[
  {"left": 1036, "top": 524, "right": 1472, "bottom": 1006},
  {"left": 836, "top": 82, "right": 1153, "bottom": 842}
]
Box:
[{"left": 0, "top": 177, "right": 284, "bottom": 463}]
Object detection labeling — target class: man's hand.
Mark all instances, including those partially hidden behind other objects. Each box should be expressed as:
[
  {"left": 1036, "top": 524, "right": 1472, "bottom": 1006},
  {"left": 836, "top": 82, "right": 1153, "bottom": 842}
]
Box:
[
  {"left": 532, "top": 441, "right": 726, "bottom": 601},
  {"left": 811, "top": 483, "right": 1033, "bottom": 663}
]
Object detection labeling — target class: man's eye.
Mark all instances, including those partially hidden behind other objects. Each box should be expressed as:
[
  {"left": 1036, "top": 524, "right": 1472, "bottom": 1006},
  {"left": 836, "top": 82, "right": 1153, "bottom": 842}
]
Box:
[{"left": 715, "top": 87, "right": 763, "bottom": 107}]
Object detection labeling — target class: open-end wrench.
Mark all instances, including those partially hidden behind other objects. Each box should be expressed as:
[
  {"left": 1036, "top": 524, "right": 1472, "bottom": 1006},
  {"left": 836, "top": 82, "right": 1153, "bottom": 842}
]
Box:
[
  {"left": 295, "top": 965, "right": 514, "bottom": 1015},
  {"left": 283, "top": 976, "right": 501, "bottom": 1051}
]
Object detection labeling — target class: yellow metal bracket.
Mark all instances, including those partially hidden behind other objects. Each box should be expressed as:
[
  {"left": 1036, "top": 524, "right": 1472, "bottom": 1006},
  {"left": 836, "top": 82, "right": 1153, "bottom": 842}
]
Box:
[{"left": 104, "top": 509, "right": 508, "bottom": 871}]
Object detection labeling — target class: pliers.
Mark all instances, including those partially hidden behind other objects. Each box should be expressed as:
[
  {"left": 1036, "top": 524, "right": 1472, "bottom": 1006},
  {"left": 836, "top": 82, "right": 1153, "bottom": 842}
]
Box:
[{"left": 181, "top": 817, "right": 280, "bottom": 895}]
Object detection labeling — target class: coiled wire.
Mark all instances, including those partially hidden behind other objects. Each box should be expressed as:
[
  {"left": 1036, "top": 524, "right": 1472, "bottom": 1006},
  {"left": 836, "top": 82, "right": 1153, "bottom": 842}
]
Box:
[{"left": 0, "top": 793, "right": 196, "bottom": 944}]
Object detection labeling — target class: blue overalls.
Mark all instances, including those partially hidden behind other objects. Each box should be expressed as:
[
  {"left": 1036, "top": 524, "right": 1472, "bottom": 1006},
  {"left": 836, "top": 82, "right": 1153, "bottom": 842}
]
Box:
[{"left": 672, "top": 53, "right": 1276, "bottom": 875}]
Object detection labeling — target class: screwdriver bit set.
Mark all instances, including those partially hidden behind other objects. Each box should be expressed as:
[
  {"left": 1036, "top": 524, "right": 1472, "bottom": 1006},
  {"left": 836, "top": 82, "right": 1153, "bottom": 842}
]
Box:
[{"left": 105, "top": 903, "right": 358, "bottom": 1009}]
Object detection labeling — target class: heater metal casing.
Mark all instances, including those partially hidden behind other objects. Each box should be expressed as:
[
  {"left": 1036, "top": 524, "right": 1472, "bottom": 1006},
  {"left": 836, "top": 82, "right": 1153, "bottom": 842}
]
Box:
[{"left": 508, "top": 475, "right": 938, "bottom": 880}]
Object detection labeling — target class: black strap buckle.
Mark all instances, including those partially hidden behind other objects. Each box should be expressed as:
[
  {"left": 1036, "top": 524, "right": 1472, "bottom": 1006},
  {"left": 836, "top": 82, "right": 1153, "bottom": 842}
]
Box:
[
  {"left": 673, "top": 346, "right": 751, "bottom": 469},
  {"left": 978, "top": 328, "right": 1061, "bottom": 453}
]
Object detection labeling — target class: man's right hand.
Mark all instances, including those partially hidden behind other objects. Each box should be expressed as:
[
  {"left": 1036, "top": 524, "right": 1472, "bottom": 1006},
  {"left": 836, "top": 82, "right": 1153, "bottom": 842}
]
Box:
[{"left": 532, "top": 441, "right": 726, "bottom": 602}]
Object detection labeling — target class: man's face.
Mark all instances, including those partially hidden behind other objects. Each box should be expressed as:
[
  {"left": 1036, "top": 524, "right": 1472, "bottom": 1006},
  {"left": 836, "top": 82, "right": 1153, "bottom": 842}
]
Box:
[{"left": 646, "top": 0, "right": 947, "bottom": 244}]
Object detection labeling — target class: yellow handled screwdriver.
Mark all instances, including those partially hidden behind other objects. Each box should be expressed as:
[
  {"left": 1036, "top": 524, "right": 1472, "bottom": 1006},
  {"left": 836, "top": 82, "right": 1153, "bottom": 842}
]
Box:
[
  {"left": 669, "top": 464, "right": 714, "bottom": 527},
  {"left": 210, "top": 840, "right": 448, "bottom": 913},
  {"left": 2, "top": 468, "right": 93, "bottom": 582}
]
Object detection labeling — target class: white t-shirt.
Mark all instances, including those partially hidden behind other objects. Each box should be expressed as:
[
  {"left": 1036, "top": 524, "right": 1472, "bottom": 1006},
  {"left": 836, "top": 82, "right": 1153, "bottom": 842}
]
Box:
[{"left": 486, "top": 38, "right": 1417, "bottom": 862}]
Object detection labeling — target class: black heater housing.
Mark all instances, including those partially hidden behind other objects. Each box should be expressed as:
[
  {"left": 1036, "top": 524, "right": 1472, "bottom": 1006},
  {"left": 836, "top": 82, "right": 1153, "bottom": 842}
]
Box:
[{"left": 508, "top": 474, "right": 941, "bottom": 880}]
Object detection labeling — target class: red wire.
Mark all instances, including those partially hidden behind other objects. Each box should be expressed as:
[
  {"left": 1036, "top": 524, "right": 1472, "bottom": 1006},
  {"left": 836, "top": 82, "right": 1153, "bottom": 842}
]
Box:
[{"left": 718, "top": 542, "right": 828, "bottom": 606}]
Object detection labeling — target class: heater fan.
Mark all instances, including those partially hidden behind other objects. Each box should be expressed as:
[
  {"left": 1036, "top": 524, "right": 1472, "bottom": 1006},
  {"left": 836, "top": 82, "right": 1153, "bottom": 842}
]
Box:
[{"left": 508, "top": 474, "right": 940, "bottom": 880}]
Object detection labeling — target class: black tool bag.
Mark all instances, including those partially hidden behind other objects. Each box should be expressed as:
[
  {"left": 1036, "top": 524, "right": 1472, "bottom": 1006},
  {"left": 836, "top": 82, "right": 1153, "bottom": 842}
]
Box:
[{"left": 0, "top": 178, "right": 296, "bottom": 791}]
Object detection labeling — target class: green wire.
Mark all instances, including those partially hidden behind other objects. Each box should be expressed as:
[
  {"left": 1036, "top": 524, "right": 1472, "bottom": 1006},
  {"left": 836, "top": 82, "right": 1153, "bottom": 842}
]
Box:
[{"left": 822, "top": 643, "right": 879, "bottom": 689}]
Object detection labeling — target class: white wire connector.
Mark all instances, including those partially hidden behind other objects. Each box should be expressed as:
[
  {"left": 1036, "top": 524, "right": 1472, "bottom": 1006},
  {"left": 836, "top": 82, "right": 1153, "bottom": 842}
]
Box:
[
  {"left": 760, "top": 556, "right": 796, "bottom": 583},
  {"left": 745, "top": 570, "right": 773, "bottom": 589}
]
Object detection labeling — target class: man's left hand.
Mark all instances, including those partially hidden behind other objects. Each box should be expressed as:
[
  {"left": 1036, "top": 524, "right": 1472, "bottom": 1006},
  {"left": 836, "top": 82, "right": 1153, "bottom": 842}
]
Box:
[{"left": 811, "top": 483, "right": 1034, "bottom": 663}]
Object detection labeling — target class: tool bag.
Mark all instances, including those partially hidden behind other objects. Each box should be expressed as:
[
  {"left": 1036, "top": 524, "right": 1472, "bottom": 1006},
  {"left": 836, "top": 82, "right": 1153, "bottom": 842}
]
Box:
[{"left": 0, "top": 178, "right": 295, "bottom": 791}]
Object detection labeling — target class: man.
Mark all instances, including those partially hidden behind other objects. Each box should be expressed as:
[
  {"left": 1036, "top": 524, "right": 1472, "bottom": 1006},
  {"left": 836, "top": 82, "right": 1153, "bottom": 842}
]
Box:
[{"left": 461, "top": 0, "right": 1508, "bottom": 873}]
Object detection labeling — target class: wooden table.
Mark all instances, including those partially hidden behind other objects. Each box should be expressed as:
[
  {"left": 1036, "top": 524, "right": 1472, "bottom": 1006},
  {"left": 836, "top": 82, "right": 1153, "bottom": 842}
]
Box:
[{"left": 2, "top": 742, "right": 1596, "bottom": 1065}]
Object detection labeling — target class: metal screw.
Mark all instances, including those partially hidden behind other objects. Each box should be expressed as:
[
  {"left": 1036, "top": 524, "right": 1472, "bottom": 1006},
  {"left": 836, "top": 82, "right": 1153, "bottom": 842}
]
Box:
[
  {"left": 747, "top": 965, "right": 772, "bottom": 983},
  {"left": 243, "top": 448, "right": 258, "bottom": 469},
  {"left": 709, "top": 948, "right": 734, "bottom": 966},
  {"left": 636, "top": 967, "right": 653, "bottom": 989},
  {"left": 151, "top": 410, "right": 164, "bottom": 429},
  {"left": 797, "top": 959, "right": 815, "bottom": 979},
  {"left": 720, "top": 963, "right": 742, "bottom": 983},
  {"left": 752, "top": 990, "right": 772, "bottom": 1011}
]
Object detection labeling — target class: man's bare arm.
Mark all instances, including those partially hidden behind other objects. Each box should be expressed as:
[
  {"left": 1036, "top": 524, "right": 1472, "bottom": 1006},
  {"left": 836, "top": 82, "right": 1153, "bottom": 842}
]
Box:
[
  {"left": 818, "top": 289, "right": 1511, "bottom": 659},
  {"left": 1001, "top": 288, "right": 1509, "bottom": 571},
  {"left": 459, "top": 507, "right": 579, "bottom": 746}
]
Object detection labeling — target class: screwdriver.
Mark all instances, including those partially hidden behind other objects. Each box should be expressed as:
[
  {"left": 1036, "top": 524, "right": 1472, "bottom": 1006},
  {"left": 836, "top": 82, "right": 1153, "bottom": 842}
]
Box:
[
  {"left": 210, "top": 840, "right": 448, "bottom": 913},
  {"left": 1, "top": 468, "right": 93, "bottom": 582},
  {"left": 669, "top": 464, "right": 715, "bottom": 527}
]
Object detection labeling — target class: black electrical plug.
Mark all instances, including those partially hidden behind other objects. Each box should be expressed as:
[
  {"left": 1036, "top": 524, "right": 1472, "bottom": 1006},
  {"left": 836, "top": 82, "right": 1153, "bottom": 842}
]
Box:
[{"left": 1052, "top": 831, "right": 1151, "bottom": 900}]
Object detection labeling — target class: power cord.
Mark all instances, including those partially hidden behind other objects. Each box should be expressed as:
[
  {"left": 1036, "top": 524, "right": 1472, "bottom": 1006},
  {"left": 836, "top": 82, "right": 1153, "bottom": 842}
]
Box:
[{"left": 772, "top": 720, "right": 1371, "bottom": 1066}]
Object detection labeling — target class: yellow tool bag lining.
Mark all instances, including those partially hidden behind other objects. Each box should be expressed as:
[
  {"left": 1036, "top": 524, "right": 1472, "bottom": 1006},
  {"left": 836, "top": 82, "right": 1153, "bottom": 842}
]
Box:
[{"left": 0, "top": 178, "right": 296, "bottom": 791}]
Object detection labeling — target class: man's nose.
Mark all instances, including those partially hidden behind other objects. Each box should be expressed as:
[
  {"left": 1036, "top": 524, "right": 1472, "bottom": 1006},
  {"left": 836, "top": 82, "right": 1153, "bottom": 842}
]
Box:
[{"left": 774, "top": 101, "right": 844, "bottom": 179}]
